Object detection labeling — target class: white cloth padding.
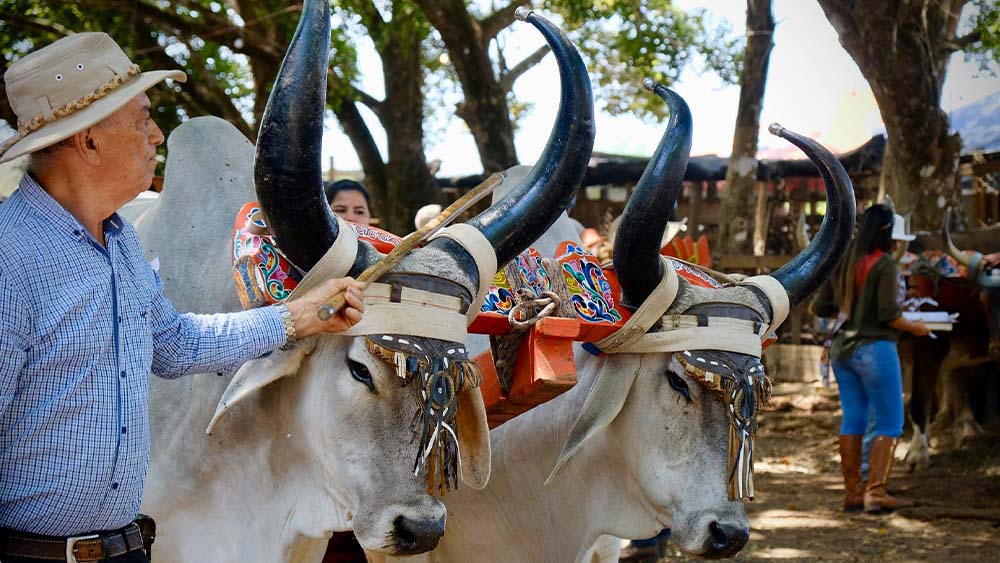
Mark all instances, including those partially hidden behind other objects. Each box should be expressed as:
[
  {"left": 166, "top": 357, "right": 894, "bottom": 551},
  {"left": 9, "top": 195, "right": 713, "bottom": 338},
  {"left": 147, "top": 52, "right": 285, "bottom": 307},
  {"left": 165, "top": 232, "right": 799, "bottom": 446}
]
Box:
[
  {"left": 288, "top": 215, "right": 359, "bottom": 298},
  {"left": 737, "top": 275, "right": 790, "bottom": 335},
  {"left": 338, "top": 282, "right": 470, "bottom": 343},
  {"left": 429, "top": 224, "right": 498, "bottom": 325},
  {"left": 594, "top": 256, "right": 679, "bottom": 353}
]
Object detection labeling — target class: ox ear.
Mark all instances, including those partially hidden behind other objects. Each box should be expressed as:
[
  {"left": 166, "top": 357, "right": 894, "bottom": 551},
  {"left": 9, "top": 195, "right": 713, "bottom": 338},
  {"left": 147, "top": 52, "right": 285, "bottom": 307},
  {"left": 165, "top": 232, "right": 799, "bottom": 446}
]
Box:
[
  {"left": 456, "top": 388, "right": 491, "bottom": 489},
  {"left": 206, "top": 339, "right": 318, "bottom": 434},
  {"left": 545, "top": 356, "right": 641, "bottom": 485}
]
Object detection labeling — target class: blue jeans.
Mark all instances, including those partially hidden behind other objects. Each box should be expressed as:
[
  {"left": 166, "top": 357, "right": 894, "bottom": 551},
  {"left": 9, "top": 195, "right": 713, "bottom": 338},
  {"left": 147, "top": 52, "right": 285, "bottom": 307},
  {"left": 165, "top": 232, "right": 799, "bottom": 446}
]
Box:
[{"left": 832, "top": 340, "right": 904, "bottom": 438}]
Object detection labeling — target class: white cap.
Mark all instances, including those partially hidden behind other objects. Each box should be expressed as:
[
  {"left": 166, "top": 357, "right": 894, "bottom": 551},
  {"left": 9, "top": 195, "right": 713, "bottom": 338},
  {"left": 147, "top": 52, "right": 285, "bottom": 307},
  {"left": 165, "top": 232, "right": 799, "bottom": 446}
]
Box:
[
  {"left": 414, "top": 204, "right": 442, "bottom": 230},
  {"left": 892, "top": 213, "right": 915, "bottom": 241}
]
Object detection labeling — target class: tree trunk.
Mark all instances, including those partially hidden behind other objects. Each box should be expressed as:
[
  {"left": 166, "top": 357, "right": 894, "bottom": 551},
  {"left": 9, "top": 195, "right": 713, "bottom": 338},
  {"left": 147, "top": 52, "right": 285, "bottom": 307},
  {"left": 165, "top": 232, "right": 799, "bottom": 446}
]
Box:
[
  {"left": 817, "top": 0, "right": 966, "bottom": 231},
  {"left": 719, "top": 0, "right": 773, "bottom": 255},
  {"left": 413, "top": 0, "right": 520, "bottom": 172},
  {"left": 375, "top": 8, "right": 437, "bottom": 234}
]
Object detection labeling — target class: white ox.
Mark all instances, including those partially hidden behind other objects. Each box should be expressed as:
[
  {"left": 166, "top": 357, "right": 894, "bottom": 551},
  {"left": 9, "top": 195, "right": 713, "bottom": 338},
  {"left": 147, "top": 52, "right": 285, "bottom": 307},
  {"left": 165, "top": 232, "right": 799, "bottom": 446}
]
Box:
[
  {"left": 132, "top": 2, "right": 596, "bottom": 560},
  {"left": 133, "top": 118, "right": 462, "bottom": 562},
  {"left": 389, "top": 88, "right": 857, "bottom": 563}
]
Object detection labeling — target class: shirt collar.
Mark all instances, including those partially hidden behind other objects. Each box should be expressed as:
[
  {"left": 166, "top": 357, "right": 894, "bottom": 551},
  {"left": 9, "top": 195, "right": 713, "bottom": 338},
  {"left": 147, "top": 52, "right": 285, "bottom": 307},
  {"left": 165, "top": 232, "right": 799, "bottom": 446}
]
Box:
[{"left": 19, "top": 173, "right": 126, "bottom": 241}]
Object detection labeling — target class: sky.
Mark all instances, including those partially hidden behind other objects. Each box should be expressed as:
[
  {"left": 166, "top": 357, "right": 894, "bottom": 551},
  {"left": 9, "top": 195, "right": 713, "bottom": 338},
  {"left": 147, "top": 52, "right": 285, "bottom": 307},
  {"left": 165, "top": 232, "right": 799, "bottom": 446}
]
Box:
[{"left": 320, "top": 0, "right": 1000, "bottom": 177}]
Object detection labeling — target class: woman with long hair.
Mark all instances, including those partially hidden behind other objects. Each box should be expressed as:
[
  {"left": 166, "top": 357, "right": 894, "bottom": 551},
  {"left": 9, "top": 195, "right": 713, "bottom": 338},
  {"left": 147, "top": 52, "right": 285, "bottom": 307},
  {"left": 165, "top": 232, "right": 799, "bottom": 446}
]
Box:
[{"left": 812, "top": 204, "right": 930, "bottom": 513}]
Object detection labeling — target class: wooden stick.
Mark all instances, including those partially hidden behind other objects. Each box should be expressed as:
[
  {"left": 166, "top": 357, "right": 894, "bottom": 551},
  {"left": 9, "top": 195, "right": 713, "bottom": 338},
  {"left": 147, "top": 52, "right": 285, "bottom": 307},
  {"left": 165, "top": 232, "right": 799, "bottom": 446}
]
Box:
[{"left": 317, "top": 171, "right": 505, "bottom": 320}]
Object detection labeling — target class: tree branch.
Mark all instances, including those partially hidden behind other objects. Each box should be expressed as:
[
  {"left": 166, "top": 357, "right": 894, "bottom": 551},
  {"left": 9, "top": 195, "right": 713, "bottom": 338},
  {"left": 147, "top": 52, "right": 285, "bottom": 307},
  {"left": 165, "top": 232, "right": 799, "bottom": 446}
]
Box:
[
  {"left": 500, "top": 44, "right": 550, "bottom": 92},
  {"left": 0, "top": 13, "right": 74, "bottom": 37},
  {"left": 352, "top": 87, "right": 384, "bottom": 120},
  {"left": 480, "top": 0, "right": 530, "bottom": 44},
  {"left": 943, "top": 31, "right": 982, "bottom": 53}
]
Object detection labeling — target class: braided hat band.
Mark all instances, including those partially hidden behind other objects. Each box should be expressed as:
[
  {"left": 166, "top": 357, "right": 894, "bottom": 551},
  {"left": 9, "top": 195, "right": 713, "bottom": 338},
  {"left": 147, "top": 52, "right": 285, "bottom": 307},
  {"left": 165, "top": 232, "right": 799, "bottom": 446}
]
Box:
[{"left": 0, "top": 64, "right": 141, "bottom": 156}]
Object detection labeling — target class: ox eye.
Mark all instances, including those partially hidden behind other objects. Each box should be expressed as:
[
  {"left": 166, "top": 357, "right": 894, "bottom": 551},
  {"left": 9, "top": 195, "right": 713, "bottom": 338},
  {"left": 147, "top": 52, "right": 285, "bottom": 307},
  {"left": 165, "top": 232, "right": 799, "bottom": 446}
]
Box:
[
  {"left": 667, "top": 371, "right": 692, "bottom": 403},
  {"left": 348, "top": 359, "right": 376, "bottom": 393}
]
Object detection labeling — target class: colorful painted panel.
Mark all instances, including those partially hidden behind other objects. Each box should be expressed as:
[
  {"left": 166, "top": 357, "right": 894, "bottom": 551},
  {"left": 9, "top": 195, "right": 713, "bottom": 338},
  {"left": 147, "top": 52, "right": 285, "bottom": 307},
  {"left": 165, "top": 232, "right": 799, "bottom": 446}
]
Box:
[
  {"left": 481, "top": 269, "right": 516, "bottom": 315},
  {"left": 231, "top": 202, "right": 300, "bottom": 307},
  {"left": 556, "top": 242, "right": 623, "bottom": 324},
  {"left": 352, "top": 224, "right": 402, "bottom": 253}
]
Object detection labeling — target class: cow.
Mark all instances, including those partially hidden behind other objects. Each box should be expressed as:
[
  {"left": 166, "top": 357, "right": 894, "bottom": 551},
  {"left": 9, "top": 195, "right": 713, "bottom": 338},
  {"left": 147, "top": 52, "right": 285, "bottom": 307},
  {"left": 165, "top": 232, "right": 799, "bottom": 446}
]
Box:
[
  {"left": 900, "top": 215, "right": 1000, "bottom": 470},
  {"left": 388, "top": 80, "right": 856, "bottom": 563},
  {"left": 132, "top": 2, "right": 595, "bottom": 561}
]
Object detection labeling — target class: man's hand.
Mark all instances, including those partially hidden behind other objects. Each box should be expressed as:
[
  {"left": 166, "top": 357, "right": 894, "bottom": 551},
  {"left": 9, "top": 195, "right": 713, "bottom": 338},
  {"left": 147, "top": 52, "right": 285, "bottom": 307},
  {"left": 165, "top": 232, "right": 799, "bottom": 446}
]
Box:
[
  {"left": 285, "top": 278, "right": 366, "bottom": 337},
  {"left": 984, "top": 252, "right": 1000, "bottom": 268}
]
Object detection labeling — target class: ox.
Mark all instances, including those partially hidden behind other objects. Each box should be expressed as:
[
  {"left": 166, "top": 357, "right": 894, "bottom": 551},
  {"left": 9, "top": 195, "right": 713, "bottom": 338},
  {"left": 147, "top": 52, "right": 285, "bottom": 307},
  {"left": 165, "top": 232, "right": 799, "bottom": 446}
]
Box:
[
  {"left": 901, "top": 215, "right": 1000, "bottom": 470},
  {"left": 389, "top": 80, "right": 856, "bottom": 563},
  {"left": 133, "top": 2, "right": 595, "bottom": 561}
]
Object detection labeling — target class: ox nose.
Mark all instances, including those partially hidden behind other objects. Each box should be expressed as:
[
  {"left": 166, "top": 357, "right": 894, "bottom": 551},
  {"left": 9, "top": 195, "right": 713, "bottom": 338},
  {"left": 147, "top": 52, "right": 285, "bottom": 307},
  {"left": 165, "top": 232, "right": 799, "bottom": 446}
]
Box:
[
  {"left": 702, "top": 521, "right": 749, "bottom": 559},
  {"left": 391, "top": 514, "right": 445, "bottom": 555}
]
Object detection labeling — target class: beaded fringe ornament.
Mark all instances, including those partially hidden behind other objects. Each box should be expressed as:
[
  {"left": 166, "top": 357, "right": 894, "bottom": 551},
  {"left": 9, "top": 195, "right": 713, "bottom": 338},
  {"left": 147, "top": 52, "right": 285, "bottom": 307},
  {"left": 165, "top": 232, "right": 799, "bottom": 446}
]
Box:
[
  {"left": 678, "top": 351, "right": 772, "bottom": 501},
  {"left": 365, "top": 335, "right": 482, "bottom": 495}
]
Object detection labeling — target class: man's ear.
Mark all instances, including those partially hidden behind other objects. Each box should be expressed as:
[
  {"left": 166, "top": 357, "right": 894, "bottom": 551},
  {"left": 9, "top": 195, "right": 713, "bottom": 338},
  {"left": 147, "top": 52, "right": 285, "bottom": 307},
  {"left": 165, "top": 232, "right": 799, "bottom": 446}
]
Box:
[{"left": 71, "top": 126, "right": 103, "bottom": 165}]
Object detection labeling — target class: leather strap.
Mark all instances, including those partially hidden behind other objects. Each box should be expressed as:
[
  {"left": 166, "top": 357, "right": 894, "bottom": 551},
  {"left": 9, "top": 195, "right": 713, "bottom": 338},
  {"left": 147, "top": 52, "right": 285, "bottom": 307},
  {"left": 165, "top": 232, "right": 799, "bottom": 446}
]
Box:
[
  {"left": 736, "top": 275, "right": 790, "bottom": 336},
  {"left": 289, "top": 215, "right": 360, "bottom": 297},
  {"left": 428, "top": 224, "right": 498, "bottom": 325},
  {"left": 594, "top": 256, "right": 679, "bottom": 353},
  {"left": 1, "top": 524, "right": 144, "bottom": 562}
]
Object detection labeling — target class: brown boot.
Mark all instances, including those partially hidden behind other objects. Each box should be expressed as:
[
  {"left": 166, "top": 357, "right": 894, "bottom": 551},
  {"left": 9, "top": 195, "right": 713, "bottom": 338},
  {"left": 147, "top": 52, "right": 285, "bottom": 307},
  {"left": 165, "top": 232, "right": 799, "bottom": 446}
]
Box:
[
  {"left": 838, "top": 435, "right": 864, "bottom": 511},
  {"left": 864, "top": 435, "right": 914, "bottom": 513}
]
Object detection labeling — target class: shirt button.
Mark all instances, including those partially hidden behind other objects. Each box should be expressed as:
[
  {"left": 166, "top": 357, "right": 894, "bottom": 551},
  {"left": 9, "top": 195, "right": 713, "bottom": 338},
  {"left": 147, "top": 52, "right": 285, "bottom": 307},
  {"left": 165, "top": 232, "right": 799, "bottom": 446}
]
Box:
[
  {"left": 120, "top": 371, "right": 126, "bottom": 378},
  {"left": 111, "top": 483, "right": 119, "bottom": 490},
  {"left": 121, "top": 426, "right": 127, "bottom": 434},
  {"left": 118, "top": 315, "right": 123, "bottom": 322}
]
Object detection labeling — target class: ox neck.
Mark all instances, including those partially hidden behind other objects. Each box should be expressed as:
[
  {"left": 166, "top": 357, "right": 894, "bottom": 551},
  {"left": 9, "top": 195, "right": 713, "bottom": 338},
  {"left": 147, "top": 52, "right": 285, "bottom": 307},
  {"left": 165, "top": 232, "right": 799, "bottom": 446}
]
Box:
[{"left": 430, "top": 348, "right": 661, "bottom": 562}]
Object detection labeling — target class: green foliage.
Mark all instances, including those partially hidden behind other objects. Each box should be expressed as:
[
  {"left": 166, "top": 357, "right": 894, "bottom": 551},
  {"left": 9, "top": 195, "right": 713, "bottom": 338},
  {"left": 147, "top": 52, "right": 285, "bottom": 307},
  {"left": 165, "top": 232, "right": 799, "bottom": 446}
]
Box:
[
  {"left": 0, "top": 0, "right": 360, "bottom": 137},
  {"left": 544, "top": 0, "right": 742, "bottom": 120},
  {"left": 963, "top": 0, "right": 1000, "bottom": 74}
]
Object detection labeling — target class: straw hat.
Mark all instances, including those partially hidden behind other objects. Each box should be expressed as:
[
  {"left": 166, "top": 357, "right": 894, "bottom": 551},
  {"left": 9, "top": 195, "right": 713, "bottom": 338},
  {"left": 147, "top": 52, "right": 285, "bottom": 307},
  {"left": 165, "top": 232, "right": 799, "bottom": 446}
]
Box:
[{"left": 0, "top": 32, "right": 186, "bottom": 164}]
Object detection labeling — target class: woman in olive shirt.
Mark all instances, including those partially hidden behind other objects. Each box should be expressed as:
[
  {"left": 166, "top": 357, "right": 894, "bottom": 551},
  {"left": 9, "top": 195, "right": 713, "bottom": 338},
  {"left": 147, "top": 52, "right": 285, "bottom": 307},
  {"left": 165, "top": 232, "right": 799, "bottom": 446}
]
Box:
[{"left": 812, "top": 204, "right": 930, "bottom": 513}]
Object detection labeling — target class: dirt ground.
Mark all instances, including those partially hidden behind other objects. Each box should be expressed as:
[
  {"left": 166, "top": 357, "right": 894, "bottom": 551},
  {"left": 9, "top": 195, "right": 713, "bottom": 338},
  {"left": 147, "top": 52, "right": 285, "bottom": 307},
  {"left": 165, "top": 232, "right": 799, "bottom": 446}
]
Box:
[{"left": 658, "top": 381, "right": 1000, "bottom": 563}]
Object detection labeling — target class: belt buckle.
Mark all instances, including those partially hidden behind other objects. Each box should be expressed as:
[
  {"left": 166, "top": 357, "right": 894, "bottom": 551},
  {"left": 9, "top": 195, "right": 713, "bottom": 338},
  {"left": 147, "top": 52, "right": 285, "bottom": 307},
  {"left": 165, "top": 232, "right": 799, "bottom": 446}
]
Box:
[{"left": 65, "top": 533, "right": 99, "bottom": 563}]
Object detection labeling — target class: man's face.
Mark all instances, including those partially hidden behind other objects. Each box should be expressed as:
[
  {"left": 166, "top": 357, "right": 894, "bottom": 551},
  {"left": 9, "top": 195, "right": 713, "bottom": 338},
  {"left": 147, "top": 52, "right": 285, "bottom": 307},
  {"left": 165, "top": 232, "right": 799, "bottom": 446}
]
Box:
[{"left": 96, "top": 93, "right": 164, "bottom": 203}]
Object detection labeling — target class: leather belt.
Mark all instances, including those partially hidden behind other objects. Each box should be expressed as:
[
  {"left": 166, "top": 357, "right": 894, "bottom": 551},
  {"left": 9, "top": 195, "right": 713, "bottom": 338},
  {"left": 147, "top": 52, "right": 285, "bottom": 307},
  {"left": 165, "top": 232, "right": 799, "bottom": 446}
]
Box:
[{"left": 1, "top": 523, "right": 145, "bottom": 562}]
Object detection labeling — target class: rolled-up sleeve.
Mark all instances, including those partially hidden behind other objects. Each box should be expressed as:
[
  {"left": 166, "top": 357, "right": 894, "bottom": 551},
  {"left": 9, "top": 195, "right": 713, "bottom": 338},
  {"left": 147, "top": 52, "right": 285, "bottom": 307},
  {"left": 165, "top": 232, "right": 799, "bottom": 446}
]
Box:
[
  {"left": 148, "top": 271, "right": 287, "bottom": 379},
  {"left": 876, "top": 259, "right": 903, "bottom": 324},
  {"left": 0, "top": 267, "right": 30, "bottom": 419}
]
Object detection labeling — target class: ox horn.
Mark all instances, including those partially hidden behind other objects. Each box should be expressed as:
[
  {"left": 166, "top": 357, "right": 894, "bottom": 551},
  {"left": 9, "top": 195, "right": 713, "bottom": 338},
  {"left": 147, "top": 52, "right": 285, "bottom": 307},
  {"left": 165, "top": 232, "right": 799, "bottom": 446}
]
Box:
[
  {"left": 253, "top": 0, "right": 339, "bottom": 272},
  {"left": 612, "top": 79, "right": 692, "bottom": 309},
  {"left": 449, "top": 7, "right": 595, "bottom": 268},
  {"left": 769, "top": 124, "right": 856, "bottom": 308},
  {"left": 943, "top": 208, "right": 977, "bottom": 268}
]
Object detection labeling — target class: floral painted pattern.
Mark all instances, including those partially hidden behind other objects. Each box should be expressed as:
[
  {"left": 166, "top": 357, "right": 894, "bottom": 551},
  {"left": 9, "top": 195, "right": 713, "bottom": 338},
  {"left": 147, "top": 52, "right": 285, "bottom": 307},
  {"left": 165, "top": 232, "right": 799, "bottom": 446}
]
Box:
[
  {"left": 556, "top": 242, "right": 622, "bottom": 324},
  {"left": 232, "top": 203, "right": 299, "bottom": 304}
]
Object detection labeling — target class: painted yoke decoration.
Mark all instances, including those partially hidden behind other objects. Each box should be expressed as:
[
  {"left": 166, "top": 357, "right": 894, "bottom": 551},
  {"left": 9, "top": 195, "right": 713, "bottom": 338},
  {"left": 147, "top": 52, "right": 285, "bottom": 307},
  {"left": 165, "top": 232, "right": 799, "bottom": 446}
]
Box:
[{"left": 230, "top": 205, "right": 772, "bottom": 427}]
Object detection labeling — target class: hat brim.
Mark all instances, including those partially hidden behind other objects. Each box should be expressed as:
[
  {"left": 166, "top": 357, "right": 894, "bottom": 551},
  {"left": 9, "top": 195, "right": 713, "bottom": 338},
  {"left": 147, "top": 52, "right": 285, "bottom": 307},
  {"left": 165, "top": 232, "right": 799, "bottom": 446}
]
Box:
[
  {"left": 893, "top": 233, "right": 916, "bottom": 241},
  {"left": 0, "top": 69, "right": 186, "bottom": 165}
]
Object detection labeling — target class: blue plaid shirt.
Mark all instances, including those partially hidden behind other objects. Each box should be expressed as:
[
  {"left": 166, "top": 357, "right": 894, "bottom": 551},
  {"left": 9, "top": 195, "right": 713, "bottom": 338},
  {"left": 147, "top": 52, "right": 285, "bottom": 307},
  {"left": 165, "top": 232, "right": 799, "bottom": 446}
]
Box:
[{"left": 0, "top": 175, "right": 287, "bottom": 535}]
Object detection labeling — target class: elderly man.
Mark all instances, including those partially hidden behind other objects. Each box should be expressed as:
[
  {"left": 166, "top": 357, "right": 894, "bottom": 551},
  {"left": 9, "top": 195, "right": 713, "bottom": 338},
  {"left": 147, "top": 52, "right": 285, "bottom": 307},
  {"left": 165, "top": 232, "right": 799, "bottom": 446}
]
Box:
[{"left": 0, "top": 33, "right": 365, "bottom": 563}]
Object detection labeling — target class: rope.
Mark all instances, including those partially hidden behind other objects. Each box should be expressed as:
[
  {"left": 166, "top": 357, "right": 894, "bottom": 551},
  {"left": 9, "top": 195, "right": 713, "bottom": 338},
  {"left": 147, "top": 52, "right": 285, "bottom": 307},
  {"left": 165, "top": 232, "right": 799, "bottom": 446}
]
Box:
[
  {"left": 0, "top": 64, "right": 143, "bottom": 156},
  {"left": 508, "top": 289, "right": 561, "bottom": 330}
]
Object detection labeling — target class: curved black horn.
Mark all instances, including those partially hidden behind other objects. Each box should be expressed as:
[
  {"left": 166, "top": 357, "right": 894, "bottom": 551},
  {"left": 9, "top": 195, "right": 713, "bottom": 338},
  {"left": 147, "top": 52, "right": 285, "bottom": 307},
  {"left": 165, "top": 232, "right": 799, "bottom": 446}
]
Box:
[
  {"left": 460, "top": 8, "right": 595, "bottom": 267},
  {"left": 943, "top": 208, "right": 975, "bottom": 268},
  {"left": 254, "top": 0, "right": 337, "bottom": 272},
  {"left": 770, "top": 124, "right": 856, "bottom": 308},
  {"left": 613, "top": 79, "right": 692, "bottom": 309}
]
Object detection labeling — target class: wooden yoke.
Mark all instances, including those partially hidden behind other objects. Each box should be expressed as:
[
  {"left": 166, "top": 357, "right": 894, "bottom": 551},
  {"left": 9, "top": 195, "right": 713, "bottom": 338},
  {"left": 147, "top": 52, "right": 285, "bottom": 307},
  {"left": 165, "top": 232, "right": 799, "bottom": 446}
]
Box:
[{"left": 473, "top": 317, "right": 582, "bottom": 427}]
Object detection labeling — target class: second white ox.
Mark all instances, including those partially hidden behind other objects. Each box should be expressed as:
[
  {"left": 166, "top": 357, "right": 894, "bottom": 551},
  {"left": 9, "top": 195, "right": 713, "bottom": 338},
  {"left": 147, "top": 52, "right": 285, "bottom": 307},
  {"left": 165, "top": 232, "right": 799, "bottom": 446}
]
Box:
[{"left": 390, "top": 83, "right": 856, "bottom": 563}]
